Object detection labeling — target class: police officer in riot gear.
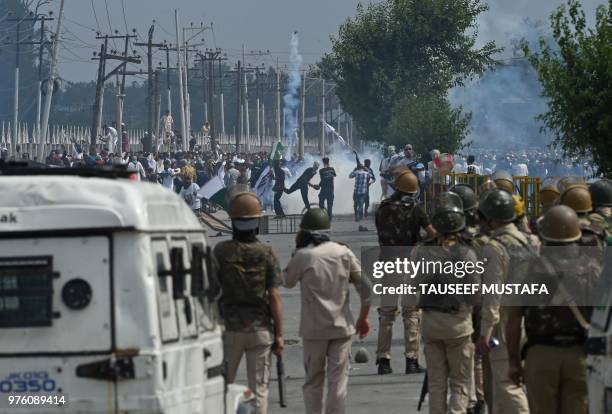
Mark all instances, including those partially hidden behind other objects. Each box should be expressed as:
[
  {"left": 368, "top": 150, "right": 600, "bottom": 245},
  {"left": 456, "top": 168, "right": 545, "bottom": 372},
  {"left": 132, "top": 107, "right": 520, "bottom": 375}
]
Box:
[
  {"left": 214, "top": 192, "right": 284, "bottom": 414},
  {"left": 507, "top": 205, "right": 592, "bottom": 414},
  {"left": 477, "top": 189, "right": 534, "bottom": 414},
  {"left": 375, "top": 170, "right": 436, "bottom": 375},
  {"left": 415, "top": 192, "right": 479, "bottom": 414}
]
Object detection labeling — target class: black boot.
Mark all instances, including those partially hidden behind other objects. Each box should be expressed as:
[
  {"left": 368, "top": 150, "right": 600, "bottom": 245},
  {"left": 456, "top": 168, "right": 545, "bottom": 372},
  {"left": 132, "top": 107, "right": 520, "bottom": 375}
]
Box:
[
  {"left": 468, "top": 400, "right": 485, "bottom": 414},
  {"left": 405, "top": 358, "right": 425, "bottom": 374},
  {"left": 376, "top": 358, "right": 393, "bottom": 375}
]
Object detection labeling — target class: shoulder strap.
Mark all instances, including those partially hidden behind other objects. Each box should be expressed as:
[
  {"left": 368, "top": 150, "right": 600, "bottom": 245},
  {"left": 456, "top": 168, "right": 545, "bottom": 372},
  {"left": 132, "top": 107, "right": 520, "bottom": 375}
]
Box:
[{"left": 537, "top": 255, "right": 591, "bottom": 331}]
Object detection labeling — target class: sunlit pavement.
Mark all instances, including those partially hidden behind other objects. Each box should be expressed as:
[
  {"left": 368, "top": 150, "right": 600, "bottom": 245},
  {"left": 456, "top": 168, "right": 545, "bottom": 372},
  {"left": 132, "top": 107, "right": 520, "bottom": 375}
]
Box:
[{"left": 208, "top": 214, "right": 427, "bottom": 413}]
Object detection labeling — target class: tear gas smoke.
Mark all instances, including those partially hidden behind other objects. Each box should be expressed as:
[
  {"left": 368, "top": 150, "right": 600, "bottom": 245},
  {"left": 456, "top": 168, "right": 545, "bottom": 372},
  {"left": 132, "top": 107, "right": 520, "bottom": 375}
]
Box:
[
  {"left": 278, "top": 144, "right": 383, "bottom": 215},
  {"left": 283, "top": 32, "right": 303, "bottom": 159}
]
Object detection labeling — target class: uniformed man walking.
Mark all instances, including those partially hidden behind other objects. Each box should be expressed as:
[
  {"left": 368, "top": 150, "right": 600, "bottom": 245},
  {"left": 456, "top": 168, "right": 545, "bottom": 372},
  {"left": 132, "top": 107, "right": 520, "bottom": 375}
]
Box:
[
  {"left": 507, "top": 205, "right": 592, "bottom": 414},
  {"left": 283, "top": 208, "right": 372, "bottom": 414},
  {"left": 477, "top": 188, "right": 534, "bottom": 414},
  {"left": 214, "top": 192, "right": 284, "bottom": 414},
  {"left": 415, "top": 192, "right": 479, "bottom": 414},
  {"left": 375, "top": 170, "right": 436, "bottom": 374},
  {"left": 449, "top": 184, "right": 487, "bottom": 414}
]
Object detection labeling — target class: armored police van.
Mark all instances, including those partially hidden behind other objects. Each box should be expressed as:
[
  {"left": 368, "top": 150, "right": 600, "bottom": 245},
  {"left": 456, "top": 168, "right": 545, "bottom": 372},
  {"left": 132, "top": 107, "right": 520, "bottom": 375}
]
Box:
[{"left": 0, "top": 166, "right": 253, "bottom": 413}]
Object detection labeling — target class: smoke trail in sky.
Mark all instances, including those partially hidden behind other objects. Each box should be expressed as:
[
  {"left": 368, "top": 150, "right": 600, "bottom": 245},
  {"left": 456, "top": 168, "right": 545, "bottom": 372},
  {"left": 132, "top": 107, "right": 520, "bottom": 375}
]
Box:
[{"left": 283, "top": 32, "right": 303, "bottom": 158}]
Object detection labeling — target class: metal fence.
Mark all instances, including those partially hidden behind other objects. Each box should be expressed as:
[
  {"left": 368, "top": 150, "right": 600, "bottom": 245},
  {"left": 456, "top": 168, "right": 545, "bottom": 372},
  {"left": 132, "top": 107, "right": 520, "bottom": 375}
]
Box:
[
  {"left": 427, "top": 173, "right": 542, "bottom": 218},
  {"left": 0, "top": 121, "right": 321, "bottom": 157}
]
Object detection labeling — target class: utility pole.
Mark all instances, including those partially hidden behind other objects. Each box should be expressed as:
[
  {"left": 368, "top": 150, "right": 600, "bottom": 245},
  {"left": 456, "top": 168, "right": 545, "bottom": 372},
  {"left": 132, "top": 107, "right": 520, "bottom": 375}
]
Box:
[
  {"left": 242, "top": 49, "right": 270, "bottom": 149},
  {"left": 174, "top": 10, "right": 187, "bottom": 150},
  {"left": 181, "top": 24, "right": 209, "bottom": 147},
  {"left": 159, "top": 43, "right": 174, "bottom": 115},
  {"left": 115, "top": 33, "right": 137, "bottom": 154},
  {"left": 276, "top": 63, "right": 281, "bottom": 142},
  {"left": 12, "top": 20, "right": 20, "bottom": 152},
  {"left": 154, "top": 69, "right": 161, "bottom": 145},
  {"left": 235, "top": 60, "right": 242, "bottom": 153},
  {"left": 218, "top": 57, "right": 225, "bottom": 135},
  {"left": 7, "top": 14, "right": 55, "bottom": 145},
  {"left": 39, "top": 0, "right": 64, "bottom": 161},
  {"left": 320, "top": 78, "right": 325, "bottom": 155},
  {"left": 135, "top": 25, "right": 164, "bottom": 152},
  {"left": 255, "top": 69, "right": 261, "bottom": 147},
  {"left": 91, "top": 38, "right": 108, "bottom": 144},
  {"left": 6, "top": 15, "right": 52, "bottom": 152},
  {"left": 299, "top": 73, "right": 306, "bottom": 157},
  {"left": 196, "top": 49, "right": 225, "bottom": 150},
  {"left": 91, "top": 34, "right": 141, "bottom": 146}
]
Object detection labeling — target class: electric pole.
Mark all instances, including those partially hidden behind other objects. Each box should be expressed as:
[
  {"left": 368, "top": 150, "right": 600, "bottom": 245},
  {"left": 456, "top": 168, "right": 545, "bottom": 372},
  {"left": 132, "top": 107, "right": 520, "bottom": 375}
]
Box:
[
  {"left": 300, "top": 72, "right": 306, "bottom": 157},
  {"left": 196, "top": 49, "right": 225, "bottom": 151},
  {"left": 320, "top": 78, "right": 325, "bottom": 155},
  {"left": 276, "top": 63, "right": 281, "bottom": 143},
  {"left": 174, "top": 10, "right": 187, "bottom": 150},
  {"left": 7, "top": 14, "right": 53, "bottom": 153},
  {"left": 91, "top": 34, "right": 141, "bottom": 146},
  {"left": 40, "top": 0, "right": 65, "bottom": 161},
  {"left": 135, "top": 25, "right": 164, "bottom": 152},
  {"left": 159, "top": 43, "right": 174, "bottom": 115}
]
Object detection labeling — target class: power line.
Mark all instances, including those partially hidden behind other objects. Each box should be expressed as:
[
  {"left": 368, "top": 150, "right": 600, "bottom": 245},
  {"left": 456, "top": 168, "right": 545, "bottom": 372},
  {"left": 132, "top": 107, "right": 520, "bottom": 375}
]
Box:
[
  {"left": 90, "top": 0, "right": 101, "bottom": 32},
  {"left": 120, "top": 0, "right": 129, "bottom": 34}
]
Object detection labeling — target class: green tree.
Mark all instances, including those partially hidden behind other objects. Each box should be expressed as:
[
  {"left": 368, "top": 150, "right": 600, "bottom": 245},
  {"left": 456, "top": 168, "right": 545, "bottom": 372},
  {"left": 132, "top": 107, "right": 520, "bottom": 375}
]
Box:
[
  {"left": 321, "top": 0, "right": 499, "bottom": 148},
  {"left": 385, "top": 93, "right": 471, "bottom": 155},
  {"left": 524, "top": 0, "right": 612, "bottom": 175}
]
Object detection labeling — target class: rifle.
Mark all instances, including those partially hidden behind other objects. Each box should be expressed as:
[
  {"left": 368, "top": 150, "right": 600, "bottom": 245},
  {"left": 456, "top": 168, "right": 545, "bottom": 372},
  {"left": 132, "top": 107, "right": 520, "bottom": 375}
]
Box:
[
  {"left": 273, "top": 340, "right": 287, "bottom": 408},
  {"left": 272, "top": 317, "right": 287, "bottom": 408},
  {"left": 417, "top": 371, "right": 428, "bottom": 411}
]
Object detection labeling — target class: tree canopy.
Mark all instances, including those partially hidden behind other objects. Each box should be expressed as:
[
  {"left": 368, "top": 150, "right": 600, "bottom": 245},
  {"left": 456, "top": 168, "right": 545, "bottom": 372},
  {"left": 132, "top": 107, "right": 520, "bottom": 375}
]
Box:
[
  {"left": 321, "top": 0, "right": 499, "bottom": 154},
  {"left": 525, "top": 0, "right": 612, "bottom": 175}
]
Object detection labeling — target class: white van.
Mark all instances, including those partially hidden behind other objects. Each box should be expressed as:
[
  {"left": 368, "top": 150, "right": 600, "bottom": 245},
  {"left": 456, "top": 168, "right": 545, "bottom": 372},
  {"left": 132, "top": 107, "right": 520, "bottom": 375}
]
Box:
[{"left": 0, "top": 168, "right": 254, "bottom": 413}]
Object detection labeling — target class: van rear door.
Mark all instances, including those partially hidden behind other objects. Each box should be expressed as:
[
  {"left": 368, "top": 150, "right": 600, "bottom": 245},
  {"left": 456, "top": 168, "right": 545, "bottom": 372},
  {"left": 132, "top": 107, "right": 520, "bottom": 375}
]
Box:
[{"left": 0, "top": 236, "right": 114, "bottom": 413}]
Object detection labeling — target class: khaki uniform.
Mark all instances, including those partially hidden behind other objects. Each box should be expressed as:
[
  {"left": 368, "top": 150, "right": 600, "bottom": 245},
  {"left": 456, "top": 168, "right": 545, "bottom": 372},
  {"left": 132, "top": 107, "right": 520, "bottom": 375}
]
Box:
[
  {"left": 284, "top": 241, "right": 372, "bottom": 414},
  {"left": 480, "top": 223, "right": 533, "bottom": 414},
  {"left": 215, "top": 239, "right": 281, "bottom": 414},
  {"left": 414, "top": 237, "right": 478, "bottom": 414},
  {"left": 460, "top": 227, "right": 488, "bottom": 410},
  {"left": 512, "top": 247, "right": 594, "bottom": 414},
  {"left": 525, "top": 345, "right": 587, "bottom": 414},
  {"left": 375, "top": 196, "right": 430, "bottom": 361}
]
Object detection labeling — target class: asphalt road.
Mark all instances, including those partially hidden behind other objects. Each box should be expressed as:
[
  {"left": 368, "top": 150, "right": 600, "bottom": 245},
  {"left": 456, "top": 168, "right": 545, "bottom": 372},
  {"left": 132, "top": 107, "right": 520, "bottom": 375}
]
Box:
[{"left": 208, "top": 214, "right": 428, "bottom": 413}]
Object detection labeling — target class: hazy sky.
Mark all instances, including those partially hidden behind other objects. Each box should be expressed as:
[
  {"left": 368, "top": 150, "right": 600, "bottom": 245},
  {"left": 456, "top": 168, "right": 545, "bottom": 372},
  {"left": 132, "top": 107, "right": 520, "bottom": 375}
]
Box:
[{"left": 38, "top": 0, "right": 604, "bottom": 82}]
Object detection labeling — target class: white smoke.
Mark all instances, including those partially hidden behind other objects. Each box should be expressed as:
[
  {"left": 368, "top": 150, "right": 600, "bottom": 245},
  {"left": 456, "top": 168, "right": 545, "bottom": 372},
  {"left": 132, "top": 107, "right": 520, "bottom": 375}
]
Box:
[
  {"left": 283, "top": 32, "right": 303, "bottom": 158},
  {"left": 280, "top": 145, "right": 383, "bottom": 215}
]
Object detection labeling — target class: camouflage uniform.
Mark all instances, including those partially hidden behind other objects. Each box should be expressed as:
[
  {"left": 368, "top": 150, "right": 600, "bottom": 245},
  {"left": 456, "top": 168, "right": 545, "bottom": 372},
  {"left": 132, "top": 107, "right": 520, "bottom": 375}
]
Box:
[
  {"left": 214, "top": 239, "right": 281, "bottom": 414},
  {"left": 374, "top": 195, "right": 430, "bottom": 364},
  {"left": 414, "top": 236, "right": 478, "bottom": 414},
  {"left": 480, "top": 223, "right": 536, "bottom": 414},
  {"left": 510, "top": 246, "right": 594, "bottom": 414}
]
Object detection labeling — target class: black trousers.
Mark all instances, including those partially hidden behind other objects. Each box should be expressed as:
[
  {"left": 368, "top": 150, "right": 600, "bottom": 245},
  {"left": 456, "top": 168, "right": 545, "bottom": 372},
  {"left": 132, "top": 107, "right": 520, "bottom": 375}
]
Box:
[
  {"left": 318, "top": 191, "right": 334, "bottom": 220},
  {"left": 286, "top": 182, "right": 310, "bottom": 210},
  {"left": 273, "top": 191, "right": 285, "bottom": 216}
]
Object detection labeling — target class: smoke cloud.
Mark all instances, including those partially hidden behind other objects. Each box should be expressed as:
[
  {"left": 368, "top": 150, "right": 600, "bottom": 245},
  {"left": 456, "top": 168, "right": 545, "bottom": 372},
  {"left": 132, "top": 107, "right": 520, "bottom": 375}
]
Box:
[
  {"left": 283, "top": 32, "right": 303, "bottom": 158},
  {"left": 452, "top": 0, "right": 604, "bottom": 151},
  {"left": 280, "top": 145, "right": 383, "bottom": 215}
]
